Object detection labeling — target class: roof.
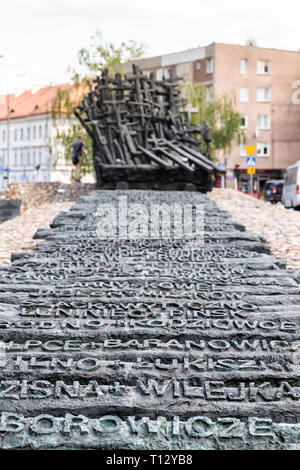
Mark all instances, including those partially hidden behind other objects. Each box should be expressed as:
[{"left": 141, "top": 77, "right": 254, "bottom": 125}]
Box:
[
  {"left": 214, "top": 42, "right": 300, "bottom": 54},
  {"left": 0, "top": 83, "right": 76, "bottom": 122},
  {"left": 123, "top": 42, "right": 300, "bottom": 70}
]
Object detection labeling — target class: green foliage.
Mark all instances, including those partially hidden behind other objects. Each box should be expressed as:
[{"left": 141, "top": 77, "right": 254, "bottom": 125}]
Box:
[
  {"left": 52, "top": 31, "right": 146, "bottom": 177},
  {"left": 51, "top": 89, "right": 74, "bottom": 120},
  {"left": 186, "top": 83, "right": 246, "bottom": 160},
  {"left": 74, "top": 30, "right": 146, "bottom": 80}
]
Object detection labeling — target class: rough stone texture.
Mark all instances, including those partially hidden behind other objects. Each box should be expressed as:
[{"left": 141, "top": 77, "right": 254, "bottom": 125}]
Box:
[
  {"left": 0, "top": 200, "right": 21, "bottom": 224},
  {"left": 0, "top": 189, "right": 299, "bottom": 450},
  {"left": 0, "top": 183, "right": 95, "bottom": 266},
  {"left": 208, "top": 189, "right": 300, "bottom": 271},
  {"left": 0, "top": 183, "right": 95, "bottom": 213},
  {"left": 0, "top": 203, "right": 73, "bottom": 266}
]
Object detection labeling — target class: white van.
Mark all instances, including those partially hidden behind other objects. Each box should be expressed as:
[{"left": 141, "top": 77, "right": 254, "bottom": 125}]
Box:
[{"left": 282, "top": 161, "right": 300, "bottom": 209}]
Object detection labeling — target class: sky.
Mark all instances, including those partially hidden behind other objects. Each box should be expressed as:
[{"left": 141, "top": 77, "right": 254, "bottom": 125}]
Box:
[{"left": 0, "top": 0, "right": 298, "bottom": 94}]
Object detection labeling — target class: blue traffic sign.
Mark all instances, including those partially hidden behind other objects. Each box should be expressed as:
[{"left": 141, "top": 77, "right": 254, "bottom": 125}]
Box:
[
  {"left": 246, "top": 157, "right": 256, "bottom": 167},
  {"left": 0, "top": 168, "right": 9, "bottom": 172}
]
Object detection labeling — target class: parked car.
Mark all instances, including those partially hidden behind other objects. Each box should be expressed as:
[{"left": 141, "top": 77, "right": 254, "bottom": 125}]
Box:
[
  {"left": 282, "top": 161, "right": 300, "bottom": 209},
  {"left": 264, "top": 180, "right": 284, "bottom": 204}
]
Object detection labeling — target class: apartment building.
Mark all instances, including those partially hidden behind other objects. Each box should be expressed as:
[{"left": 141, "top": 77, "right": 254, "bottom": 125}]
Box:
[
  {"left": 124, "top": 43, "right": 300, "bottom": 191},
  {"left": 0, "top": 84, "right": 74, "bottom": 191}
]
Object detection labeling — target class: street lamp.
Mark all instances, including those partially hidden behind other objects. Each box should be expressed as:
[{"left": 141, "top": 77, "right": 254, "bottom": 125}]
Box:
[
  {"left": 0, "top": 60, "right": 40, "bottom": 188},
  {"left": 0, "top": 56, "right": 6, "bottom": 188},
  {"left": 2, "top": 65, "right": 28, "bottom": 187},
  {"left": 0, "top": 56, "right": 11, "bottom": 187},
  {"left": 6, "top": 93, "right": 11, "bottom": 185}
]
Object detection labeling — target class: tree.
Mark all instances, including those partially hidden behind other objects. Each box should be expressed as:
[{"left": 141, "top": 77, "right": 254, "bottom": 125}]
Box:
[
  {"left": 51, "top": 31, "right": 146, "bottom": 178},
  {"left": 185, "top": 83, "right": 246, "bottom": 161},
  {"left": 75, "top": 30, "right": 145, "bottom": 81}
]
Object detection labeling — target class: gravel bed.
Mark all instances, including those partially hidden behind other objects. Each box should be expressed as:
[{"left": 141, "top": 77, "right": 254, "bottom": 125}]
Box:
[
  {"left": 0, "top": 202, "right": 73, "bottom": 266},
  {"left": 207, "top": 188, "right": 300, "bottom": 271},
  {"left": 0, "top": 182, "right": 94, "bottom": 266}
]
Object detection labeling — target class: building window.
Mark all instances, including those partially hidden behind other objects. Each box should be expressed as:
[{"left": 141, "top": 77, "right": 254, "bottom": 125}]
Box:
[
  {"left": 257, "top": 142, "right": 270, "bottom": 157},
  {"left": 257, "top": 60, "right": 271, "bottom": 75},
  {"left": 164, "top": 69, "right": 171, "bottom": 79},
  {"left": 33, "top": 126, "right": 36, "bottom": 139},
  {"left": 257, "top": 115, "right": 271, "bottom": 130},
  {"left": 27, "top": 127, "right": 31, "bottom": 140},
  {"left": 240, "top": 143, "right": 247, "bottom": 157},
  {"left": 156, "top": 69, "right": 163, "bottom": 80},
  {"left": 39, "top": 125, "right": 42, "bottom": 138},
  {"left": 240, "top": 115, "right": 248, "bottom": 129},
  {"left": 14, "top": 151, "right": 17, "bottom": 166},
  {"left": 257, "top": 87, "right": 271, "bottom": 102},
  {"left": 206, "top": 87, "right": 213, "bottom": 102},
  {"left": 20, "top": 151, "right": 23, "bottom": 165},
  {"left": 20, "top": 128, "right": 24, "bottom": 141},
  {"left": 14, "top": 129, "right": 18, "bottom": 141},
  {"left": 206, "top": 58, "right": 214, "bottom": 74},
  {"left": 240, "top": 88, "right": 249, "bottom": 102},
  {"left": 196, "top": 62, "right": 201, "bottom": 70},
  {"left": 240, "top": 59, "right": 248, "bottom": 74},
  {"left": 2, "top": 130, "right": 5, "bottom": 142}
]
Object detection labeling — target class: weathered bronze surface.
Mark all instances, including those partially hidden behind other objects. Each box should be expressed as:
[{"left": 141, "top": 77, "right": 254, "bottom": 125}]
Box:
[
  {"left": 0, "top": 190, "right": 299, "bottom": 449},
  {"left": 74, "top": 67, "right": 223, "bottom": 191}
]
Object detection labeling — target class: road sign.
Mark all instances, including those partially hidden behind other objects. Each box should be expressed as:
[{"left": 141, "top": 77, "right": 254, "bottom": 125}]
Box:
[
  {"left": 0, "top": 168, "right": 9, "bottom": 172},
  {"left": 245, "top": 145, "right": 256, "bottom": 157},
  {"left": 217, "top": 163, "right": 226, "bottom": 171},
  {"left": 247, "top": 167, "right": 256, "bottom": 175},
  {"left": 247, "top": 157, "right": 257, "bottom": 167}
]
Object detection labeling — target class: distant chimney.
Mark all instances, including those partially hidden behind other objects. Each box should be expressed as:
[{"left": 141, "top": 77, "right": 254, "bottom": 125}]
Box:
[{"left": 246, "top": 39, "right": 257, "bottom": 47}]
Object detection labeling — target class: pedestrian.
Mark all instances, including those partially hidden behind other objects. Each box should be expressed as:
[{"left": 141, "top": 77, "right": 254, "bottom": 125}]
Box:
[{"left": 70, "top": 135, "right": 87, "bottom": 183}]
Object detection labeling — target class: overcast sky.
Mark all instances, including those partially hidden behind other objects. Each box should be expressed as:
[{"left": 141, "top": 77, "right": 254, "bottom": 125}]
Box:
[{"left": 0, "top": 0, "right": 298, "bottom": 94}]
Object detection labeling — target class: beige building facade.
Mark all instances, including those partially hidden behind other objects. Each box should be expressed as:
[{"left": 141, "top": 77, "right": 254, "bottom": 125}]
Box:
[{"left": 124, "top": 43, "right": 300, "bottom": 191}]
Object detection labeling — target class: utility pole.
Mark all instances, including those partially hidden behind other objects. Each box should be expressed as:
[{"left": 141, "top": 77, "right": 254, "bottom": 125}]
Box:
[
  {"left": 224, "top": 157, "right": 228, "bottom": 189},
  {"left": 0, "top": 63, "right": 31, "bottom": 188},
  {"left": 245, "top": 146, "right": 257, "bottom": 196},
  {"left": 250, "top": 173, "right": 253, "bottom": 195},
  {"left": 6, "top": 93, "right": 10, "bottom": 186},
  {"left": 0, "top": 55, "right": 6, "bottom": 187}
]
